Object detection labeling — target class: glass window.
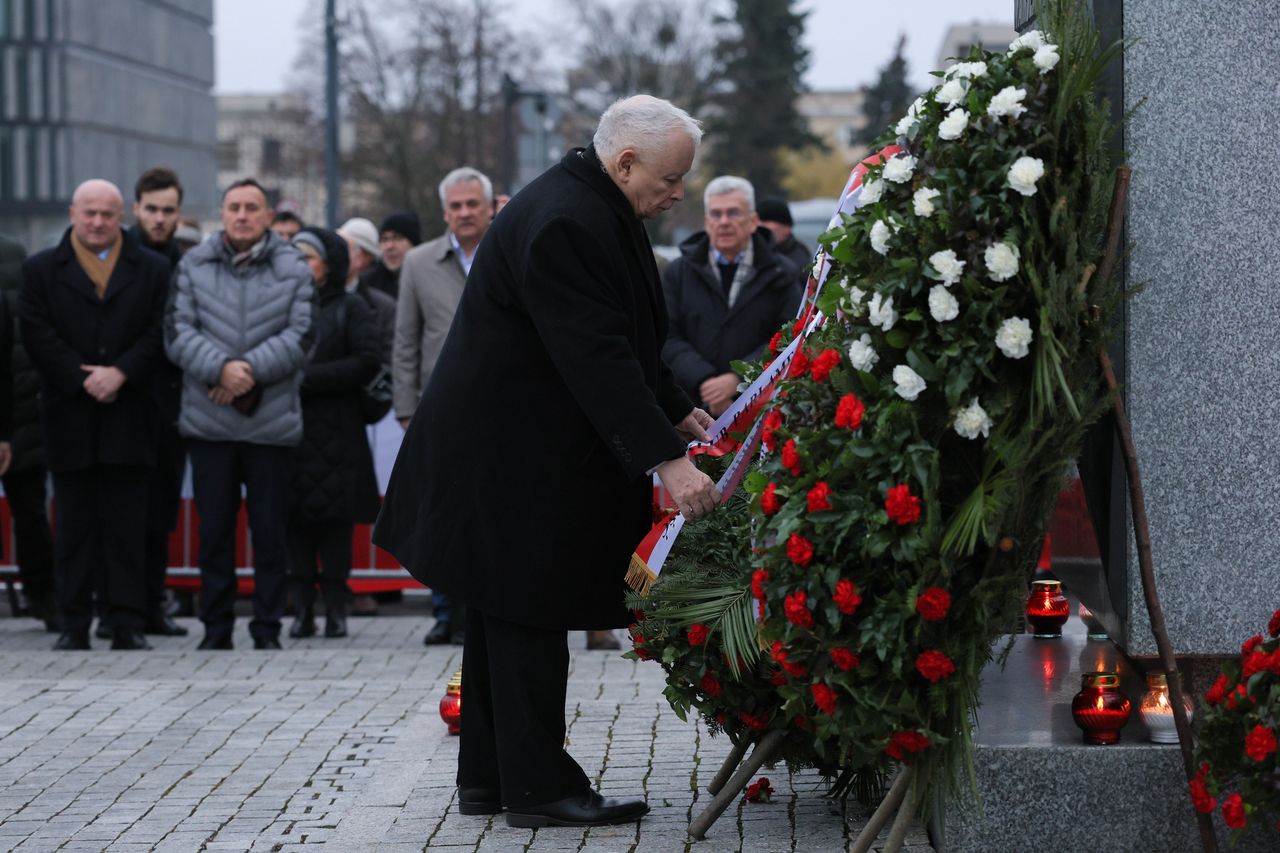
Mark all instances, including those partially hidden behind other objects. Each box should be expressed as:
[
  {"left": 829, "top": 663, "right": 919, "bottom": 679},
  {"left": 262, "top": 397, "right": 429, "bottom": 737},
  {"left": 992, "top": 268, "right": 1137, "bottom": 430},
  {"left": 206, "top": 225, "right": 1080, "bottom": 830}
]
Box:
[
  {"left": 262, "top": 138, "right": 282, "bottom": 174},
  {"left": 217, "top": 139, "right": 239, "bottom": 172}
]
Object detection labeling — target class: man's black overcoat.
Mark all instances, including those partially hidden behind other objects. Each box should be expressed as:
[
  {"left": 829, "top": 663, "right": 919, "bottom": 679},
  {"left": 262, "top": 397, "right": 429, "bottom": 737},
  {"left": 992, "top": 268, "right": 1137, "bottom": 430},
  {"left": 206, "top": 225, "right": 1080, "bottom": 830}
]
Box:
[
  {"left": 18, "top": 228, "right": 168, "bottom": 473},
  {"left": 373, "top": 146, "right": 693, "bottom": 630}
]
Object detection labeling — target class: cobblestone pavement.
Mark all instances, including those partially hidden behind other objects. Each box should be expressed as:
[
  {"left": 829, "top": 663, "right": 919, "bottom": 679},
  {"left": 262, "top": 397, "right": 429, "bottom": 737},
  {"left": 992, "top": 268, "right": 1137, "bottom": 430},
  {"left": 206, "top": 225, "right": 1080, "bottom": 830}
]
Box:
[{"left": 0, "top": 611, "right": 933, "bottom": 852}]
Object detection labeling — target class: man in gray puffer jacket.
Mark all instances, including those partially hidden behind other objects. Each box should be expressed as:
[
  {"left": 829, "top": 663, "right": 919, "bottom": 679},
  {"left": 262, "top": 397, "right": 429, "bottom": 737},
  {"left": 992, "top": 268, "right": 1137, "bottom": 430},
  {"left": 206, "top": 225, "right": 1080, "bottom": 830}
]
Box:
[{"left": 165, "top": 178, "right": 316, "bottom": 651}]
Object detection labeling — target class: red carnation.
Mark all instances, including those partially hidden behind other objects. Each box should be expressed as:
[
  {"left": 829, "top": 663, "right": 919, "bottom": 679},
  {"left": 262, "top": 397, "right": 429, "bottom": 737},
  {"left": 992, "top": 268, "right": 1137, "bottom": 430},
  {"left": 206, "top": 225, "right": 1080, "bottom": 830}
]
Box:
[
  {"left": 1205, "top": 673, "right": 1232, "bottom": 706},
  {"left": 1227, "top": 684, "right": 1250, "bottom": 711},
  {"left": 761, "top": 482, "right": 781, "bottom": 515},
  {"left": 771, "top": 640, "right": 808, "bottom": 678},
  {"left": 761, "top": 410, "right": 784, "bottom": 452},
  {"left": 784, "top": 590, "right": 814, "bottom": 629},
  {"left": 830, "top": 647, "right": 860, "bottom": 671},
  {"left": 1243, "top": 634, "right": 1263, "bottom": 657},
  {"left": 791, "top": 317, "right": 805, "bottom": 337},
  {"left": 740, "top": 711, "right": 770, "bottom": 732},
  {"left": 1269, "top": 606, "right": 1280, "bottom": 637},
  {"left": 1243, "top": 649, "right": 1270, "bottom": 678},
  {"left": 834, "top": 393, "right": 865, "bottom": 430},
  {"left": 770, "top": 669, "right": 788, "bottom": 686},
  {"left": 1221, "top": 792, "right": 1247, "bottom": 831},
  {"left": 744, "top": 777, "right": 774, "bottom": 803},
  {"left": 916, "top": 649, "right": 956, "bottom": 683},
  {"left": 687, "top": 623, "right": 709, "bottom": 647},
  {"left": 629, "top": 626, "right": 651, "bottom": 660},
  {"left": 1245, "top": 724, "right": 1278, "bottom": 762},
  {"left": 806, "top": 482, "right": 832, "bottom": 513},
  {"left": 884, "top": 730, "right": 930, "bottom": 761},
  {"left": 768, "top": 331, "right": 784, "bottom": 355},
  {"left": 916, "top": 587, "right": 951, "bottom": 622},
  {"left": 787, "top": 533, "right": 815, "bottom": 567},
  {"left": 788, "top": 349, "right": 811, "bottom": 379},
  {"left": 810, "top": 349, "right": 840, "bottom": 382},
  {"left": 885, "top": 484, "right": 921, "bottom": 525},
  {"left": 810, "top": 682, "right": 838, "bottom": 714},
  {"left": 833, "top": 579, "right": 862, "bottom": 615},
  {"left": 751, "top": 569, "right": 769, "bottom": 602},
  {"left": 1189, "top": 777, "right": 1216, "bottom": 815},
  {"left": 700, "top": 671, "right": 722, "bottom": 698},
  {"left": 780, "top": 439, "right": 801, "bottom": 476}
]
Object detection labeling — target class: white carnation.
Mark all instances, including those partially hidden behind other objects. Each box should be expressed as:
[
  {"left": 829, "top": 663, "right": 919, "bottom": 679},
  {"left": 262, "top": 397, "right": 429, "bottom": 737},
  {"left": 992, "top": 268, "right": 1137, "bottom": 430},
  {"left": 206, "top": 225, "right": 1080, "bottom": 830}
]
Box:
[
  {"left": 892, "top": 365, "right": 927, "bottom": 401},
  {"left": 996, "top": 316, "right": 1034, "bottom": 358},
  {"left": 868, "top": 292, "right": 897, "bottom": 331},
  {"left": 895, "top": 97, "right": 926, "bottom": 135},
  {"left": 860, "top": 178, "right": 884, "bottom": 204},
  {"left": 1007, "top": 156, "right": 1045, "bottom": 197},
  {"left": 1008, "top": 30, "right": 1046, "bottom": 53},
  {"left": 928, "top": 248, "right": 966, "bottom": 286},
  {"left": 935, "top": 78, "right": 968, "bottom": 109},
  {"left": 987, "top": 86, "right": 1028, "bottom": 120},
  {"left": 946, "top": 60, "right": 988, "bottom": 80},
  {"left": 928, "top": 285, "right": 959, "bottom": 322},
  {"left": 938, "top": 108, "right": 969, "bottom": 140},
  {"left": 1034, "top": 44, "right": 1060, "bottom": 74},
  {"left": 847, "top": 333, "right": 879, "bottom": 371},
  {"left": 869, "top": 219, "right": 892, "bottom": 255},
  {"left": 882, "top": 155, "right": 916, "bottom": 184},
  {"left": 984, "top": 242, "right": 1021, "bottom": 282},
  {"left": 954, "top": 398, "right": 994, "bottom": 440},
  {"left": 913, "top": 186, "right": 941, "bottom": 217},
  {"left": 840, "top": 283, "right": 867, "bottom": 316}
]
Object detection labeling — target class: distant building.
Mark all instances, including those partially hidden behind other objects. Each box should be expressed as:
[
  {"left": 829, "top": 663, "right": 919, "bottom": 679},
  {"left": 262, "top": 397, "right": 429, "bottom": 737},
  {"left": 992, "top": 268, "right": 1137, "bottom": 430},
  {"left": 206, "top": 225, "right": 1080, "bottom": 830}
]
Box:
[
  {"left": 935, "top": 22, "right": 1018, "bottom": 67},
  {"left": 796, "top": 89, "right": 869, "bottom": 165},
  {"left": 0, "top": 0, "right": 217, "bottom": 251}
]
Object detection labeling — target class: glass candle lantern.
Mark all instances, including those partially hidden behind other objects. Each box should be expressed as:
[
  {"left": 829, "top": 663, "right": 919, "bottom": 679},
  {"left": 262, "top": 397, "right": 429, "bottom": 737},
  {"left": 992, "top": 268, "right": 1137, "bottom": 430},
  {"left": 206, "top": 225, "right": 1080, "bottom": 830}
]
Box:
[
  {"left": 1071, "top": 672, "right": 1131, "bottom": 744},
  {"left": 1078, "top": 603, "right": 1109, "bottom": 641},
  {"left": 1025, "top": 579, "right": 1070, "bottom": 638},
  {"left": 1139, "top": 672, "right": 1193, "bottom": 744},
  {"left": 439, "top": 669, "right": 462, "bottom": 735}
]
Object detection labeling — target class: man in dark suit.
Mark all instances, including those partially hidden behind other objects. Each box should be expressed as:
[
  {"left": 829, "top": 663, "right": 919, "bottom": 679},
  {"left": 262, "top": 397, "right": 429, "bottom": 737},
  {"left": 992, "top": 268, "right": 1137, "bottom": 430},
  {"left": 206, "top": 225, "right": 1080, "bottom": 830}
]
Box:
[
  {"left": 374, "top": 95, "right": 719, "bottom": 828},
  {"left": 19, "top": 179, "right": 169, "bottom": 651}
]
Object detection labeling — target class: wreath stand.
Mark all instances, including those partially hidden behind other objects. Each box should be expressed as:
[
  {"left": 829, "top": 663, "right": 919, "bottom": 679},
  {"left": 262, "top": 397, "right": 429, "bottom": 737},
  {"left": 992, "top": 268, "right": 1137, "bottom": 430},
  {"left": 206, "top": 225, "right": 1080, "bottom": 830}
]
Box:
[{"left": 685, "top": 167, "right": 1216, "bottom": 853}]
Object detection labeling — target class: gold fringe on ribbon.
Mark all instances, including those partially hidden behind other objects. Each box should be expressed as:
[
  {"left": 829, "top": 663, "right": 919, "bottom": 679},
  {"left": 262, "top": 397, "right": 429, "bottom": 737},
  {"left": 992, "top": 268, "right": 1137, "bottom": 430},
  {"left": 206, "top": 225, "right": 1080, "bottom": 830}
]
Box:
[{"left": 625, "top": 552, "right": 657, "bottom": 596}]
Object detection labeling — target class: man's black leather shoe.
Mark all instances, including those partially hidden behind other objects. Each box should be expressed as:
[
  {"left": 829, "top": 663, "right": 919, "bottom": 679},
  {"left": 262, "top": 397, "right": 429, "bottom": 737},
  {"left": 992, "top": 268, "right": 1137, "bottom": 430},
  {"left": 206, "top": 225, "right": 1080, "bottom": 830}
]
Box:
[
  {"left": 53, "top": 631, "right": 90, "bottom": 651},
  {"left": 423, "top": 621, "right": 451, "bottom": 645},
  {"left": 324, "top": 615, "right": 348, "bottom": 638},
  {"left": 505, "top": 790, "right": 649, "bottom": 828},
  {"left": 289, "top": 618, "right": 316, "bottom": 639},
  {"left": 94, "top": 622, "right": 112, "bottom": 640},
  {"left": 111, "top": 628, "right": 152, "bottom": 651},
  {"left": 254, "top": 636, "right": 283, "bottom": 650},
  {"left": 144, "top": 614, "right": 189, "bottom": 636},
  {"left": 198, "top": 634, "right": 234, "bottom": 651},
  {"left": 457, "top": 787, "right": 502, "bottom": 816}
]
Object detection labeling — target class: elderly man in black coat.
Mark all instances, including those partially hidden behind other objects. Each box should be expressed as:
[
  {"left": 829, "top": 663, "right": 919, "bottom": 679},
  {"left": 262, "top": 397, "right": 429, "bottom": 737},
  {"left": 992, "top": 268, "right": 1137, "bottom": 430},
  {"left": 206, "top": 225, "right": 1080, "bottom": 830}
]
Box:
[
  {"left": 19, "top": 179, "right": 169, "bottom": 651},
  {"left": 374, "top": 95, "right": 719, "bottom": 828}
]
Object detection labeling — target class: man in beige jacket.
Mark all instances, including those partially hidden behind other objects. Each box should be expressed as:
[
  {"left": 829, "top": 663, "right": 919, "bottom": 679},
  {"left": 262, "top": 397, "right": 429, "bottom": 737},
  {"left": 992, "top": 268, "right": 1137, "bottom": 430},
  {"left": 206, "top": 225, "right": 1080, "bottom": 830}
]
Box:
[{"left": 393, "top": 166, "right": 494, "bottom": 646}]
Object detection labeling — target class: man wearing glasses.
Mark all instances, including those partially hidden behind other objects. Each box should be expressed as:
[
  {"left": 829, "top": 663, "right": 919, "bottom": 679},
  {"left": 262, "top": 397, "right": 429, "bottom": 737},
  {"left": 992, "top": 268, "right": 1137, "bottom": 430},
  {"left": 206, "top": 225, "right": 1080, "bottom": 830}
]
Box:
[{"left": 661, "top": 176, "right": 802, "bottom": 416}]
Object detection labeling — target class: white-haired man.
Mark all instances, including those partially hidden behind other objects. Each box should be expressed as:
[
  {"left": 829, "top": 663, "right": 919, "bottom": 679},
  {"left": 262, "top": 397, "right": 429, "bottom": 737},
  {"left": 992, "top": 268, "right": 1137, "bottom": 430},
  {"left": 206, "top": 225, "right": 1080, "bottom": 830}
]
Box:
[
  {"left": 662, "top": 175, "right": 802, "bottom": 416},
  {"left": 391, "top": 166, "right": 495, "bottom": 646},
  {"left": 375, "top": 95, "right": 718, "bottom": 828}
]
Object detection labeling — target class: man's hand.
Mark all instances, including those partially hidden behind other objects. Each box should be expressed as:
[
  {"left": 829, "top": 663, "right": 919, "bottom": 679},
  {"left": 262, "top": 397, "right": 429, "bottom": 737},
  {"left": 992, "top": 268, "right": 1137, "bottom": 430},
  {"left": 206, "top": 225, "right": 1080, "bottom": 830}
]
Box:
[
  {"left": 209, "top": 386, "right": 235, "bottom": 406},
  {"left": 699, "top": 372, "right": 739, "bottom": 417},
  {"left": 399, "top": 417, "right": 411, "bottom": 430},
  {"left": 80, "top": 364, "right": 127, "bottom": 403},
  {"left": 0, "top": 441, "right": 11, "bottom": 477},
  {"left": 656, "top": 456, "right": 721, "bottom": 521},
  {"left": 674, "top": 407, "right": 714, "bottom": 444},
  {"left": 220, "top": 360, "right": 255, "bottom": 396}
]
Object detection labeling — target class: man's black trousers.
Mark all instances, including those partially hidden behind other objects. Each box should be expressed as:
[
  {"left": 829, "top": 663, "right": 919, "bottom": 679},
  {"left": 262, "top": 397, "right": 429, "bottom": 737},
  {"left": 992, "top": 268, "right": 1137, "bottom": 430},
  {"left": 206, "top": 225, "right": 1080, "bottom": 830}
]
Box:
[
  {"left": 458, "top": 607, "right": 590, "bottom": 807},
  {"left": 187, "top": 439, "right": 291, "bottom": 642},
  {"left": 287, "top": 520, "right": 352, "bottom": 612},
  {"left": 144, "top": 422, "right": 186, "bottom": 619},
  {"left": 50, "top": 464, "right": 148, "bottom": 632}
]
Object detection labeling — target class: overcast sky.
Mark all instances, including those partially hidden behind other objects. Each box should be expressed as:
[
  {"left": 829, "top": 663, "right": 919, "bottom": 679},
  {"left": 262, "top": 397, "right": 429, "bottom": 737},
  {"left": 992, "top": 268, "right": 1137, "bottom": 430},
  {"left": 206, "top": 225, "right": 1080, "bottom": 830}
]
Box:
[{"left": 213, "top": 0, "right": 1015, "bottom": 95}]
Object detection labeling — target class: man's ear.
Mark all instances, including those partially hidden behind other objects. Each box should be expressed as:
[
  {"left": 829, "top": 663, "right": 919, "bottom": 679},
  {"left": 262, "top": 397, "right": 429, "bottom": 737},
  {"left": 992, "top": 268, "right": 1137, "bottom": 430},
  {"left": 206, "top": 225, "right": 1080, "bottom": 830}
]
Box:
[{"left": 616, "top": 148, "right": 638, "bottom": 179}]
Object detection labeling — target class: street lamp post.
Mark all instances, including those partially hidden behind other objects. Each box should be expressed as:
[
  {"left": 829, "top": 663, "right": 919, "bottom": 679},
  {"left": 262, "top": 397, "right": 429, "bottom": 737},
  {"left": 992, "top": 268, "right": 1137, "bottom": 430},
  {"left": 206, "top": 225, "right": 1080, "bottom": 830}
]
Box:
[{"left": 324, "top": 0, "right": 340, "bottom": 227}]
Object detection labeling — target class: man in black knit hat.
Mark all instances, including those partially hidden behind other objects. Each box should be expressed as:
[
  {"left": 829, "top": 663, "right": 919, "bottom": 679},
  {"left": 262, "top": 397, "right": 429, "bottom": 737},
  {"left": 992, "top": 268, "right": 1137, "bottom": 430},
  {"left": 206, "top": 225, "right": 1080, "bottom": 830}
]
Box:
[
  {"left": 756, "top": 196, "right": 812, "bottom": 278},
  {"left": 361, "top": 212, "right": 421, "bottom": 299}
]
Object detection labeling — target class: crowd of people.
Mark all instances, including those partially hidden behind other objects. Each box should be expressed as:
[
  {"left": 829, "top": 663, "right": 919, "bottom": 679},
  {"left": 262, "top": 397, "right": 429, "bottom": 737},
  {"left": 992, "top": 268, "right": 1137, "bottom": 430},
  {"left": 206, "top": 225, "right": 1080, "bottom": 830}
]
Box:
[{"left": 0, "top": 136, "right": 813, "bottom": 655}]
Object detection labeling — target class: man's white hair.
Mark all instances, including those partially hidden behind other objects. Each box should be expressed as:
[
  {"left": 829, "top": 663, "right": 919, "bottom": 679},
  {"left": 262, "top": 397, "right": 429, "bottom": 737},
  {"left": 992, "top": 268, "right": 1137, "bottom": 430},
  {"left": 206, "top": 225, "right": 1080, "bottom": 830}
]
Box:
[
  {"left": 438, "top": 167, "right": 493, "bottom": 206},
  {"left": 703, "top": 175, "right": 755, "bottom": 212},
  {"left": 593, "top": 95, "right": 703, "bottom": 162}
]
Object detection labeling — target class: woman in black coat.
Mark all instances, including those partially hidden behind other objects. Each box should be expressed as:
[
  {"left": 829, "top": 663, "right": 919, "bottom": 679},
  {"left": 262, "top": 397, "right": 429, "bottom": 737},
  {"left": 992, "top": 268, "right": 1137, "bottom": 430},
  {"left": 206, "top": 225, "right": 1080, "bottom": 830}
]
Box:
[{"left": 287, "top": 227, "right": 381, "bottom": 638}]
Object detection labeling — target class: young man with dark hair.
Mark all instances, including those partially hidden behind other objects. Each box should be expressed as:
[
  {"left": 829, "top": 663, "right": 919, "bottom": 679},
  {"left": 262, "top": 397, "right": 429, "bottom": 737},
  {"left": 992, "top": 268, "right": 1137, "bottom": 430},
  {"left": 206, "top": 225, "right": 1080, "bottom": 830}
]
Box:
[
  {"left": 132, "top": 167, "right": 184, "bottom": 267},
  {"left": 271, "top": 210, "right": 304, "bottom": 241}
]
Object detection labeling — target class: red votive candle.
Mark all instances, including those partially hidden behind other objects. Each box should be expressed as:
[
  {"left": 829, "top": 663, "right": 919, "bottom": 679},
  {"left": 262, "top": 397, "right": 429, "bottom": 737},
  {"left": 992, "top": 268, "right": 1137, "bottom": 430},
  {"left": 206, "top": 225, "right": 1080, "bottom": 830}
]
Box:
[
  {"left": 1025, "top": 579, "right": 1070, "bottom": 638},
  {"left": 1071, "top": 672, "right": 1131, "bottom": 744},
  {"left": 439, "top": 670, "right": 462, "bottom": 735}
]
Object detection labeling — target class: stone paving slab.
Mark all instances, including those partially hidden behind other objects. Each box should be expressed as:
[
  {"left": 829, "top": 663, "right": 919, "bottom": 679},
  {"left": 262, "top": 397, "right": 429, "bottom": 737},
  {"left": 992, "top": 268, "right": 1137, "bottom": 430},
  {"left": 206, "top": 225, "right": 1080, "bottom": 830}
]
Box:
[{"left": 0, "top": 613, "right": 932, "bottom": 852}]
